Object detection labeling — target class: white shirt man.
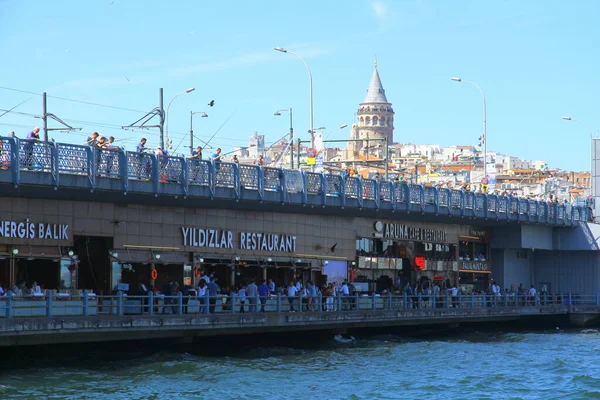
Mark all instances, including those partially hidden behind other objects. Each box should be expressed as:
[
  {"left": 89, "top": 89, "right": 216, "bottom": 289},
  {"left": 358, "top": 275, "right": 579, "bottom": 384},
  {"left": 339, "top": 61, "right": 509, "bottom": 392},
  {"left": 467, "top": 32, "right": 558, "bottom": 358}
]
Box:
[
  {"left": 528, "top": 286, "right": 537, "bottom": 297},
  {"left": 295, "top": 281, "right": 302, "bottom": 291},
  {"left": 492, "top": 283, "right": 500, "bottom": 296},
  {"left": 340, "top": 283, "right": 350, "bottom": 296}
]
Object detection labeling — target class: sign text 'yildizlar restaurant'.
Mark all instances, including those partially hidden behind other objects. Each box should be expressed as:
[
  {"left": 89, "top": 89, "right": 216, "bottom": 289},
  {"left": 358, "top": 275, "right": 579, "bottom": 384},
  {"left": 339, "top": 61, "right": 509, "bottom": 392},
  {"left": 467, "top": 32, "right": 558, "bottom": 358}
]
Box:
[
  {"left": 181, "top": 227, "right": 296, "bottom": 252},
  {"left": 0, "top": 219, "right": 69, "bottom": 240}
]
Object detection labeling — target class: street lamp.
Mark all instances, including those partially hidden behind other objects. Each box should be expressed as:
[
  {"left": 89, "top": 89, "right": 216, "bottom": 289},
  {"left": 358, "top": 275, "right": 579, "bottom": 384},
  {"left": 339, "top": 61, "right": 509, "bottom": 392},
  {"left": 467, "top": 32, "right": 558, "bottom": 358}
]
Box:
[
  {"left": 321, "top": 124, "right": 348, "bottom": 163},
  {"left": 274, "top": 47, "right": 314, "bottom": 148},
  {"left": 165, "top": 87, "right": 195, "bottom": 149},
  {"left": 189, "top": 111, "right": 208, "bottom": 152},
  {"left": 274, "top": 108, "right": 294, "bottom": 168},
  {"left": 562, "top": 116, "right": 598, "bottom": 208},
  {"left": 451, "top": 77, "right": 487, "bottom": 178}
]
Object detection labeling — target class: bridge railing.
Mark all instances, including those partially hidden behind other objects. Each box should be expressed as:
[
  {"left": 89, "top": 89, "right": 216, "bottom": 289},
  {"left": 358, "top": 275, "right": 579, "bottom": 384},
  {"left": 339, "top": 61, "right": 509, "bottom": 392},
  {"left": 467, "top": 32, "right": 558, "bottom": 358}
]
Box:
[
  {"left": 0, "top": 292, "right": 593, "bottom": 319},
  {"left": 0, "top": 137, "right": 590, "bottom": 226}
]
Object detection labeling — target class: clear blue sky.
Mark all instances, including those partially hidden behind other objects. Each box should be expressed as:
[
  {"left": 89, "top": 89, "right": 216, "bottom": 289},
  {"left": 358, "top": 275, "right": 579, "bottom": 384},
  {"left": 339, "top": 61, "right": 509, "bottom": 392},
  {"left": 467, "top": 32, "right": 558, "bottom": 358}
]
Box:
[{"left": 0, "top": 0, "right": 598, "bottom": 170}]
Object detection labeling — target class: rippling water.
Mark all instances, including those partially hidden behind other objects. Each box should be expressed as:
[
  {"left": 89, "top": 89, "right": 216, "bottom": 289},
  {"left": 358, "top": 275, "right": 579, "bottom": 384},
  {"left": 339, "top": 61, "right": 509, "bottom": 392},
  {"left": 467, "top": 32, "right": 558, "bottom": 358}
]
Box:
[{"left": 2, "top": 329, "right": 600, "bottom": 399}]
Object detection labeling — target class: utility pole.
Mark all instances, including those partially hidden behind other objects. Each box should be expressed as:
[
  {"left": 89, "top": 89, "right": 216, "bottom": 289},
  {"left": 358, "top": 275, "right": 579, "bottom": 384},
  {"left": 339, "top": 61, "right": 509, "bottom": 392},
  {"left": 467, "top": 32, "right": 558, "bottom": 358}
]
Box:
[
  {"left": 385, "top": 136, "right": 389, "bottom": 180},
  {"left": 289, "top": 107, "right": 294, "bottom": 169},
  {"left": 189, "top": 111, "right": 194, "bottom": 151},
  {"left": 159, "top": 88, "right": 164, "bottom": 149},
  {"left": 42, "top": 92, "right": 48, "bottom": 142},
  {"left": 297, "top": 138, "right": 302, "bottom": 169}
]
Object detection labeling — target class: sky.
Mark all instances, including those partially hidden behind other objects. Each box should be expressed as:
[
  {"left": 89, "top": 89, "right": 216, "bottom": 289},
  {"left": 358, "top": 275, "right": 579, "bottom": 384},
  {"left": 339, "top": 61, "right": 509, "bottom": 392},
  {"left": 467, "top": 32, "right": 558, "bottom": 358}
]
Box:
[{"left": 0, "top": 0, "right": 598, "bottom": 171}]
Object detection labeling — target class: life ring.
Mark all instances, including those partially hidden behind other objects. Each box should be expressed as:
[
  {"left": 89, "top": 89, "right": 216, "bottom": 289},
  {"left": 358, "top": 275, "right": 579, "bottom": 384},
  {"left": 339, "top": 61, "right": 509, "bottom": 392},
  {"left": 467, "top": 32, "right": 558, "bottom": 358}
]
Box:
[
  {"left": 151, "top": 269, "right": 158, "bottom": 280},
  {"left": 194, "top": 267, "right": 201, "bottom": 277}
]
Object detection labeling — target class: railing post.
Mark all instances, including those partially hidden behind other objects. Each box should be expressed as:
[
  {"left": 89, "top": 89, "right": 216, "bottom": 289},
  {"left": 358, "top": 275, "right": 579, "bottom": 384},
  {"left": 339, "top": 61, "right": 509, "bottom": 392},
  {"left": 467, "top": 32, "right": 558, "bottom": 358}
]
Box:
[
  {"left": 458, "top": 292, "right": 462, "bottom": 308},
  {"left": 388, "top": 292, "right": 392, "bottom": 310},
  {"left": 471, "top": 293, "right": 475, "bottom": 308},
  {"left": 46, "top": 293, "right": 53, "bottom": 317},
  {"left": 504, "top": 293, "right": 508, "bottom": 307},
  {"left": 298, "top": 292, "right": 303, "bottom": 313},
  {"left": 337, "top": 293, "right": 342, "bottom": 312},
  {"left": 418, "top": 293, "right": 422, "bottom": 309},
  {"left": 255, "top": 292, "right": 259, "bottom": 313},
  {"left": 404, "top": 293, "right": 408, "bottom": 309},
  {"left": 82, "top": 290, "right": 89, "bottom": 316},
  {"left": 178, "top": 292, "right": 183, "bottom": 315},
  {"left": 372, "top": 293, "right": 377, "bottom": 310},
  {"left": 354, "top": 292, "right": 359, "bottom": 311},
  {"left": 181, "top": 158, "right": 189, "bottom": 197},
  {"left": 318, "top": 291, "right": 323, "bottom": 312},
  {"left": 276, "top": 292, "right": 281, "bottom": 313},
  {"left": 569, "top": 293, "right": 572, "bottom": 306},
  {"left": 445, "top": 294, "right": 450, "bottom": 309},
  {"left": 596, "top": 293, "right": 599, "bottom": 306},
  {"left": 119, "top": 149, "right": 128, "bottom": 192},
  {"left": 5, "top": 292, "right": 13, "bottom": 318},
  {"left": 148, "top": 291, "right": 154, "bottom": 316},
  {"left": 117, "top": 291, "right": 123, "bottom": 316},
  {"left": 482, "top": 293, "right": 486, "bottom": 308},
  {"left": 203, "top": 291, "right": 209, "bottom": 314},
  {"left": 9, "top": 137, "right": 20, "bottom": 186}
]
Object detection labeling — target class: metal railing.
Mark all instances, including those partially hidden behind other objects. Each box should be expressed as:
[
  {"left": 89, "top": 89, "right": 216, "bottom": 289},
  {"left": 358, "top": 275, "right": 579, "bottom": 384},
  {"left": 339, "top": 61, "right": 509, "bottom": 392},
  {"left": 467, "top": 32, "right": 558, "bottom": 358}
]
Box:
[
  {"left": 1, "top": 292, "right": 597, "bottom": 319},
  {"left": 0, "top": 136, "right": 590, "bottom": 226}
]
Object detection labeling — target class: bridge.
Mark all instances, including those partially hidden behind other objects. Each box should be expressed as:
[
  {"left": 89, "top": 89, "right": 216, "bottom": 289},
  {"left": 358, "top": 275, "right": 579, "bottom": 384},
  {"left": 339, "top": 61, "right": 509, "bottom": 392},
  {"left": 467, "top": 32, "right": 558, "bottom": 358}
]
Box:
[
  {"left": 0, "top": 137, "right": 589, "bottom": 226},
  {"left": 0, "top": 293, "right": 599, "bottom": 346}
]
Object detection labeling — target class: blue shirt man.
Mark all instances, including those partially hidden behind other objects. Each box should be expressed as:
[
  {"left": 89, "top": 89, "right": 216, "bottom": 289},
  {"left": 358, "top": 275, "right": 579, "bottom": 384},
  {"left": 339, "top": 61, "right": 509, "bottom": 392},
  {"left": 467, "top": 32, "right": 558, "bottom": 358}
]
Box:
[
  {"left": 136, "top": 138, "right": 147, "bottom": 154},
  {"left": 212, "top": 148, "right": 222, "bottom": 171}
]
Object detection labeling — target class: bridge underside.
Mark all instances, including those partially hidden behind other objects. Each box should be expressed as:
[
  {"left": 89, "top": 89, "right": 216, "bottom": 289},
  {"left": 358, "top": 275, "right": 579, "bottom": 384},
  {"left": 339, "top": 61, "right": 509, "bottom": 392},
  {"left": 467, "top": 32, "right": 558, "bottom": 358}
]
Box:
[{"left": 0, "top": 306, "right": 577, "bottom": 347}]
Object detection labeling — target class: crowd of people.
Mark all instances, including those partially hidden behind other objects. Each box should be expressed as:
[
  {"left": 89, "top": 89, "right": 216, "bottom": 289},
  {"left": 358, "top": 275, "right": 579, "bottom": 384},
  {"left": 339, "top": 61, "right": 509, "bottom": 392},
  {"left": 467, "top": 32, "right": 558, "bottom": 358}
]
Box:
[{"left": 2, "top": 129, "right": 590, "bottom": 215}]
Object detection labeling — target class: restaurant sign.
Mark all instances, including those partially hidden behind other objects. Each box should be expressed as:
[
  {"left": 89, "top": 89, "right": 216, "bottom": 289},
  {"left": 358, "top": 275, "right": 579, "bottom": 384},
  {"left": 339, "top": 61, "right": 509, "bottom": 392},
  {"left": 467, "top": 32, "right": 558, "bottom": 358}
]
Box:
[
  {"left": 459, "top": 261, "right": 491, "bottom": 272},
  {"left": 181, "top": 227, "right": 296, "bottom": 252},
  {"left": 0, "top": 219, "right": 69, "bottom": 240},
  {"left": 374, "top": 221, "right": 447, "bottom": 243}
]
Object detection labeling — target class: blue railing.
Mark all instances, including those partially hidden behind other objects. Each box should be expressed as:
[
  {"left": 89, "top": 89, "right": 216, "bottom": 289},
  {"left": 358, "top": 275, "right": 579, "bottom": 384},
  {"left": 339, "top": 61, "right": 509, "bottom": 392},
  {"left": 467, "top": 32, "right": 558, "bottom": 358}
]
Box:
[{"left": 0, "top": 137, "right": 589, "bottom": 226}]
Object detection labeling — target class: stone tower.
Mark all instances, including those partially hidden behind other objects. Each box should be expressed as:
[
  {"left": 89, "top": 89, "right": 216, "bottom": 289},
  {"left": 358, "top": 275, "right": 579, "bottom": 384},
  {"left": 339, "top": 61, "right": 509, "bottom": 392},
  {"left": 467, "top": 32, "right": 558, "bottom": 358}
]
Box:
[{"left": 348, "top": 59, "right": 394, "bottom": 159}]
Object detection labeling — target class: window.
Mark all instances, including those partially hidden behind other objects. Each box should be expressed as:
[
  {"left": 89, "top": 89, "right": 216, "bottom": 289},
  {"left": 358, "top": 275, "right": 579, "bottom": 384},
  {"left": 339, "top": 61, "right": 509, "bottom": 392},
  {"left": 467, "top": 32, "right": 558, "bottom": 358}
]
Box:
[
  {"left": 359, "top": 116, "right": 364, "bottom": 126},
  {"left": 380, "top": 117, "right": 385, "bottom": 126},
  {"left": 365, "top": 116, "right": 371, "bottom": 125},
  {"left": 373, "top": 116, "right": 378, "bottom": 126}
]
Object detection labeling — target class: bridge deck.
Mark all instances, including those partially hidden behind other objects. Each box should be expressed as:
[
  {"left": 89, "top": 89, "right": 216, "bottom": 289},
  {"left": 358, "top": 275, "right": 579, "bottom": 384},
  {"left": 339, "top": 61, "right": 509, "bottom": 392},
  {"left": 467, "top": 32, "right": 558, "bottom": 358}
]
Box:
[{"left": 0, "top": 137, "right": 588, "bottom": 226}]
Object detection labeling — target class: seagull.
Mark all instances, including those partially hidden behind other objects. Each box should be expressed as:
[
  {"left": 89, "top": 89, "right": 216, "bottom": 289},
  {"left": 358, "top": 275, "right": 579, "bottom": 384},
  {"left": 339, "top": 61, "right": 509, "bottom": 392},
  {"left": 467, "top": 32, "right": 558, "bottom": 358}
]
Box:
[
  {"left": 125, "top": 77, "right": 130, "bottom": 82},
  {"left": 208, "top": 100, "right": 215, "bottom": 107},
  {"left": 109, "top": 1, "right": 115, "bottom": 5}
]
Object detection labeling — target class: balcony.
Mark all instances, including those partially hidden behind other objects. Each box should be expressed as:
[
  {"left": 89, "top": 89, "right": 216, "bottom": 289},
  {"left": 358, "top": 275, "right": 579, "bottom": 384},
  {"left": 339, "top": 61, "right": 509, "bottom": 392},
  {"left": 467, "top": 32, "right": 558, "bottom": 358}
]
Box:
[{"left": 0, "top": 137, "right": 588, "bottom": 226}]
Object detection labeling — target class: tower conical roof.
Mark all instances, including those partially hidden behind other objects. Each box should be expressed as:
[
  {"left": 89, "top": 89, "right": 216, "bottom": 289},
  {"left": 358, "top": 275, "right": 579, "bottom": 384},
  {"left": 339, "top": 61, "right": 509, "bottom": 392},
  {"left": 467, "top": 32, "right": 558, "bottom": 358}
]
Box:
[{"left": 362, "top": 59, "right": 388, "bottom": 104}]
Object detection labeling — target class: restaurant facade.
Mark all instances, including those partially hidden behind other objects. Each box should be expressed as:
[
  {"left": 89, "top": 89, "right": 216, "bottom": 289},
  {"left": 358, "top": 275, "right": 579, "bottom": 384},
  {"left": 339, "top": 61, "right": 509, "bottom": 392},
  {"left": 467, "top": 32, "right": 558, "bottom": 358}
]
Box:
[{"left": 0, "top": 195, "right": 502, "bottom": 295}]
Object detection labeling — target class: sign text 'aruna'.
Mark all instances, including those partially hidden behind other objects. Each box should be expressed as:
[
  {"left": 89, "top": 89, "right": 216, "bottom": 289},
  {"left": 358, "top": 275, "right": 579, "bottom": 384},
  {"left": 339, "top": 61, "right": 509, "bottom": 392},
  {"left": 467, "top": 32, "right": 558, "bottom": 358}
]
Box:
[
  {"left": 0, "top": 220, "right": 69, "bottom": 240},
  {"left": 376, "top": 222, "right": 446, "bottom": 243}
]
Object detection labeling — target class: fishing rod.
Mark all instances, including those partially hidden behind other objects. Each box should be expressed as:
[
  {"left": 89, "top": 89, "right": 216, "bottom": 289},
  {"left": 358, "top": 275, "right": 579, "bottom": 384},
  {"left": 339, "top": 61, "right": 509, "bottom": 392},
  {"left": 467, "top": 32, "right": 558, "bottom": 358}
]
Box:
[
  {"left": 0, "top": 98, "right": 32, "bottom": 119},
  {"left": 173, "top": 110, "right": 236, "bottom": 154},
  {"left": 203, "top": 110, "right": 236, "bottom": 148}
]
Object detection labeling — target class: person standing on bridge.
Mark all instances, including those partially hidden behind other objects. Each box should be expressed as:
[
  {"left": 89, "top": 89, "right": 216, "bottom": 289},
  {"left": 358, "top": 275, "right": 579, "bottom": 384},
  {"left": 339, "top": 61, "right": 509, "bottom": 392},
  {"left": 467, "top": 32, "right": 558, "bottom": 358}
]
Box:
[
  {"left": 207, "top": 278, "right": 219, "bottom": 313},
  {"left": 258, "top": 280, "right": 269, "bottom": 312},
  {"left": 246, "top": 280, "right": 258, "bottom": 313},
  {"left": 287, "top": 283, "right": 298, "bottom": 312}
]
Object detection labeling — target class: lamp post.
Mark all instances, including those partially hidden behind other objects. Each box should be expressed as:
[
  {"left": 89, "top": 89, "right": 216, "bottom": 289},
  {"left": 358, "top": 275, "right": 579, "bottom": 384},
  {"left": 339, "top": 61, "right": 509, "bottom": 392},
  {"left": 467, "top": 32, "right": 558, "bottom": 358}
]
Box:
[
  {"left": 322, "top": 124, "right": 348, "bottom": 162},
  {"left": 274, "top": 108, "right": 294, "bottom": 168},
  {"left": 165, "top": 88, "right": 195, "bottom": 149},
  {"left": 274, "top": 47, "right": 314, "bottom": 148},
  {"left": 451, "top": 77, "right": 487, "bottom": 178},
  {"left": 562, "top": 116, "right": 598, "bottom": 205},
  {"left": 189, "top": 111, "right": 208, "bottom": 152}
]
